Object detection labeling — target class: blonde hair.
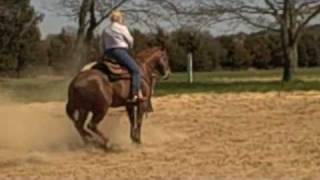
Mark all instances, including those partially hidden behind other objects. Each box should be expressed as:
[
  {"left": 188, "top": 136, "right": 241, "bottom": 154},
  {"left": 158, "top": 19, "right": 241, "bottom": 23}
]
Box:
[{"left": 110, "top": 10, "right": 124, "bottom": 24}]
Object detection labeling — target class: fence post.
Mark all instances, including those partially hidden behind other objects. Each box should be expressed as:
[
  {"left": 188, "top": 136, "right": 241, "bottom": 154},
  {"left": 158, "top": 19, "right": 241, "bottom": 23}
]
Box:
[{"left": 187, "top": 52, "right": 193, "bottom": 83}]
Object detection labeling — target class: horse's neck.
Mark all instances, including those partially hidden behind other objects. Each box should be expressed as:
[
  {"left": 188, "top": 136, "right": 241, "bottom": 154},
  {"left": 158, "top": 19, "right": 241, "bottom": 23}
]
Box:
[
  {"left": 144, "top": 52, "right": 160, "bottom": 69},
  {"left": 139, "top": 53, "right": 159, "bottom": 85},
  {"left": 139, "top": 63, "right": 153, "bottom": 85}
]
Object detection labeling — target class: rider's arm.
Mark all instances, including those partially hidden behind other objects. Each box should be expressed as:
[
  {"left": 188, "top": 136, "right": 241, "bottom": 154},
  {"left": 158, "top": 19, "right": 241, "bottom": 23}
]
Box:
[
  {"left": 101, "top": 30, "right": 107, "bottom": 51},
  {"left": 121, "top": 25, "right": 134, "bottom": 49}
]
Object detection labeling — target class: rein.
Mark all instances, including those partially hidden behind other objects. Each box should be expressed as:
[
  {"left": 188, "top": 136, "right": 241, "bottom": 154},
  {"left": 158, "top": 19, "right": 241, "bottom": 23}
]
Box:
[{"left": 136, "top": 49, "right": 162, "bottom": 86}]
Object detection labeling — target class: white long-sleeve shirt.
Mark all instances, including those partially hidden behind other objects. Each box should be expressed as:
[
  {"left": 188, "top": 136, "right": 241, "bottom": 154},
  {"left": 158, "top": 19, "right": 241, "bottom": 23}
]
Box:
[{"left": 102, "top": 22, "right": 134, "bottom": 50}]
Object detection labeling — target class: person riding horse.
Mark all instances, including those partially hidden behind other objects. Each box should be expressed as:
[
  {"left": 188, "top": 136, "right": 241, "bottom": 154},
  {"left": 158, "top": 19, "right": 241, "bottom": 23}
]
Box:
[
  {"left": 102, "top": 10, "right": 144, "bottom": 103},
  {"left": 66, "top": 9, "right": 170, "bottom": 147}
]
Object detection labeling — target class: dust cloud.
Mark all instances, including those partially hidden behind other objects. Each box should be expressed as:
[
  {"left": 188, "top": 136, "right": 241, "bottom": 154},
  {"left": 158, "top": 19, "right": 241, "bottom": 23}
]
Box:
[
  {"left": 0, "top": 101, "right": 80, "bottom": 151},
  {"left": 0, "top": 91, "right": 163, "bottom": 152},
  {"left": 0, "top": 99, "right": 138, "bottom": 152},
  {"left": 0, "top": 93, "right": 138, "bottom": 175}
]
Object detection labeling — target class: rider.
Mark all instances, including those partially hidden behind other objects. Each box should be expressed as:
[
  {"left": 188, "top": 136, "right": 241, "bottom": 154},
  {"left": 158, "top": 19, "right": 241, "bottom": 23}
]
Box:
[{"left": 102, "top": 10, "right": 144, "bottom": 102}]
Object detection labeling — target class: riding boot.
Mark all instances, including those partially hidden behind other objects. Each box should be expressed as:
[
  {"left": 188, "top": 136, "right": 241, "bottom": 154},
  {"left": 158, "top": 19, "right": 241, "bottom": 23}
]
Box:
[
  {"left": 127, "top": 90, "right": 146, "bottom": 103},
  {"left": 138, "top": 90, "right": 146, "bottom": 101}
]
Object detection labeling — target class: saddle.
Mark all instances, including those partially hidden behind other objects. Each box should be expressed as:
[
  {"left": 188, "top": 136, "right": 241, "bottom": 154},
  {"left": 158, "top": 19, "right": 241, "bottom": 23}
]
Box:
[{"left": 82, "top": 56, "right": 131, "bottom": 81}]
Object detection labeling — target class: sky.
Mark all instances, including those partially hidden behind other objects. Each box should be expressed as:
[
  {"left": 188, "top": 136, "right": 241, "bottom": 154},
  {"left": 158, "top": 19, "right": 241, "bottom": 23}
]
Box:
[
  {"left": 31, "top": 0, "right": 77, "bottom": 38},
  {"left": 29, "top": 0, "right": 271, "bottom": 40},
  {"left": 30, "top": 0, "right": 241, "bottom": 38},
  {"left": 31, "top": 0, "right": 320, "bottom": 39}
]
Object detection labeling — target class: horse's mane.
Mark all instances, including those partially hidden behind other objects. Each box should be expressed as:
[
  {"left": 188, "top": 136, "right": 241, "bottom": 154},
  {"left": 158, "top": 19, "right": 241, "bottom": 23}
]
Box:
[{"left": 136, "top": 47, "right": 162, "bottom": 63}]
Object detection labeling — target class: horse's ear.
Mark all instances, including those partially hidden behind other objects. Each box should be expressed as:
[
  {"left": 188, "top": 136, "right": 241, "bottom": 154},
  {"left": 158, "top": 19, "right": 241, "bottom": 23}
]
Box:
[
  {"left": 159, "top": 37, "right": 168, "bottom": 52},
  {"left": 155, "top": 26, "right": 168, "bottom": 51},
  {"left": 147, "top": 41, "right": 153, "bottom": 47},
  {"left": 160, "top": 44, "right": 166, "bottom": 51}
]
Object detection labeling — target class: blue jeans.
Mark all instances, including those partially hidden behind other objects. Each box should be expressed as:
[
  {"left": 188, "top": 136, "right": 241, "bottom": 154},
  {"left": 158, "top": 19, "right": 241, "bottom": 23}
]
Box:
[{"left": 105, "top": 48, "right": 140, "bottom": 95}]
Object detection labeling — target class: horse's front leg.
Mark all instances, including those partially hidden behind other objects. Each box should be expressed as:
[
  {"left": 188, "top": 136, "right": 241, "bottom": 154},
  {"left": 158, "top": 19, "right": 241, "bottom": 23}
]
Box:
[
  {"left": 126, "top": 105, "right": 140, "bottom": 144},
  {"left": 134, "top": 103, "right": 145, "bottom": 144}
]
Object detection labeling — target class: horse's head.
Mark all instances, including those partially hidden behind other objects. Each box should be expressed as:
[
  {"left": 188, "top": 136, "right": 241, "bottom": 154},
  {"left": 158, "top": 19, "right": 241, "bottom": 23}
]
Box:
[
  {"left": 155, "top": 48, "right": 171, "bottom": 80},
  {"left": 138, "top": 47, "right": 170, "bottom": 80}
]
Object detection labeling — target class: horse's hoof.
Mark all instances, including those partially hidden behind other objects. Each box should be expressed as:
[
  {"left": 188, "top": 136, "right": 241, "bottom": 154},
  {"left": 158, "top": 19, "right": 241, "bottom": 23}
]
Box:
[
  {"left": 104, "top": 141, "right": 114, "bottom": 150},
  {"left": 103, "top": 142, "right": 122, "bottom": 152},
  {"left": 132, "top": 139, "right": 142, "bottom": 145}
]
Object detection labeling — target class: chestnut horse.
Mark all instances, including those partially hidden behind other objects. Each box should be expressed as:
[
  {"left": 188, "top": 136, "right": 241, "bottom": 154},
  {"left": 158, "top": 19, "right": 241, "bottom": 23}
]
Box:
[{"left": 66, "top": 47, "right": 170, "bottom": 148}]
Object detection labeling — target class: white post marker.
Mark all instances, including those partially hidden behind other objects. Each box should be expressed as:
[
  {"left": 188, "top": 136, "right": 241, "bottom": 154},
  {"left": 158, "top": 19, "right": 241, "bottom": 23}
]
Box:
[{"left": 187, "top": 52, "right": 193, "bottom": 83}]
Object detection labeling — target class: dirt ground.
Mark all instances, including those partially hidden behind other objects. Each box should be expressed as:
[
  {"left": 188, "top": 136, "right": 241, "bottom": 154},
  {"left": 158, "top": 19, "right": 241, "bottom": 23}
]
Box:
[{"left": 1, "top": 92, "right": 320, "bottom": 179}]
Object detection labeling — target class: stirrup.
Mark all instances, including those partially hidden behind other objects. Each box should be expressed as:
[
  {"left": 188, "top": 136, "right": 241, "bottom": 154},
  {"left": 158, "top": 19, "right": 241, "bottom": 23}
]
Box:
[{"left": 127, "top": 95, "right": 146, "bottom": 103}]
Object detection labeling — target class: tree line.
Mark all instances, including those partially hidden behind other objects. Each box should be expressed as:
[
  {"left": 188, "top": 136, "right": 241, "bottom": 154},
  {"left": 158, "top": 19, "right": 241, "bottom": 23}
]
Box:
[
  {"left": 2, "top": 24, "right": 320, "bottom": 74},
  {"left": 47, "top": 0, "right": 320, "bottom": 81},
  {"left": 131, "top": 27, "right": 320, "bottom": 72},
  {"left": 0, "top": 0, "right": 42, "bottom": 77}
]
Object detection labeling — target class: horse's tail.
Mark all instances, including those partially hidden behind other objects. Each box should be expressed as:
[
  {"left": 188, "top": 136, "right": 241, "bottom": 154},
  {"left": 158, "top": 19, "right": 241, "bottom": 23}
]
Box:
[
  {"left": 66, "top": 101, "right": 77, "bottom": 122},
  {"left": 66, "top": 81, "right": 81, "bottom": 122}
]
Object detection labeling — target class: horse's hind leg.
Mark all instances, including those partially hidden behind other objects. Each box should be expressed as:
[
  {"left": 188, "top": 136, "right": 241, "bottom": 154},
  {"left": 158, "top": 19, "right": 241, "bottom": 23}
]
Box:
[
  {"left": 146, "top": 98, "right": 154, "bottom": 113},
  {"left": 87, "top": 110, "right": 110, "bottom": 148},
  {"left": 75, "top": 110, "right": 91, "bottom": 144}
]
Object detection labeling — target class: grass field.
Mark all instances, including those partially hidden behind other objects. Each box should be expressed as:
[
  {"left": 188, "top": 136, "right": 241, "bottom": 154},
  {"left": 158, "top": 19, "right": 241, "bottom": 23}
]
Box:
[{"left": 0, "top": 68, "right": 320, "bottom": 102}]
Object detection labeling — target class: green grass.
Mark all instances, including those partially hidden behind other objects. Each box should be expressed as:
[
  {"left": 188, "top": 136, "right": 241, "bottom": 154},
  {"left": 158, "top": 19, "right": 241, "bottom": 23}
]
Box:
[
  {"left": 0, "top": 77, "right": 70, "bottom": 103},
  {"left": 155, "top": 80, "right": 320, "bottom": 96},
  {"left": 1, "top": 68, "right": 320, "bottom": 103},
  {"left": 155, "top": 69, "right": 320, "bottom": 96},
  {"left": 165, "top": 68, "right": 320, "bottom": 81}
]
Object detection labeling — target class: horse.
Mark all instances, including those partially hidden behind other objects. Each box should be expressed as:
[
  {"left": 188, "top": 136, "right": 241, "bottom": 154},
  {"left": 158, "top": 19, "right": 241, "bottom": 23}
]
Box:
[{"left": 66, "top": 47, "right": 170, "bottom": 148}]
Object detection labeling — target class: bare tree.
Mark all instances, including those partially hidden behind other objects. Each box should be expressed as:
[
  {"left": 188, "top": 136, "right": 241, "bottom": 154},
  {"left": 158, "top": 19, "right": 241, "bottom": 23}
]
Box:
[
  {"left": 51, "top": 0, "right": 224, "bottom": 71},
  {"left": 197, "top": 0, "right": 320, "bottom": 81},
  {"left": 51, "top": 0, "right": 186, "bottom": 69},
  {"left": 54, "top": 0, "right": 206, "bottom": 40},
  {"left": 50, "top": 0, "right": 129, "bottom": 69}
]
